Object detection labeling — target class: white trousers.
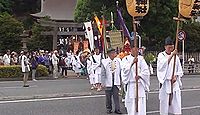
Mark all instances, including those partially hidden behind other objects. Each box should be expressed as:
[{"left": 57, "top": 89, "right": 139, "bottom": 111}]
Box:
[
  {"left": 94, "top": 74, "right": 101, "bottom": 84},
  {"left": 160, "top": 91, "right": 181, "bottom": 115},
  {"left": 126, "top": 97, "right": 146, "bottom": 115},
  {"left": 89, "top": 74, "right": 95, "bottom": 85}
]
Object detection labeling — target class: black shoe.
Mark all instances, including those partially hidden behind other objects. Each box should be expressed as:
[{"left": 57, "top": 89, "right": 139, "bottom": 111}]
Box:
[
  {"left": 106, "top": 110, "right": 112, "bottom": 114},
  {"left": 23, "top": 85, "right": 29, "bottom": 87},
  {"left": 114, "top": 110, "right": 122, "bottom": 114}
]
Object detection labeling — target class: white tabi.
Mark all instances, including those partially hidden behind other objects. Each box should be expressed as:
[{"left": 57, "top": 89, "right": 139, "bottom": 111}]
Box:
[
  {"left": 157, "top": 51, "right": 183, "bottom": 115},
  {"left": 121, "top": 55, "right": 150, "bottom": 115},
  {"left": 71, "top": 55, "right": 84, "bottom": 74},
  {"left": 87, "top": 57, "right": 95, "bottom": 85},
  {"left": 101, "top": 57, "right": 121, "bottom": 87},
  {"left": 91, "top": 54, "right": 102, "bottom": 84}
]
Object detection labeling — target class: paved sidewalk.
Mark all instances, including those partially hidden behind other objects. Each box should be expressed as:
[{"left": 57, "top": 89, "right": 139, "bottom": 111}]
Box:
[{"left": 0, "top": 79, "right": 103, "bottom": 101}]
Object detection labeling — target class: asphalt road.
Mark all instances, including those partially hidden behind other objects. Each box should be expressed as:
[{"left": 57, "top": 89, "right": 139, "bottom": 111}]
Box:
[{"left": 0, "top": 75, "right": 199, "bottom": 115}]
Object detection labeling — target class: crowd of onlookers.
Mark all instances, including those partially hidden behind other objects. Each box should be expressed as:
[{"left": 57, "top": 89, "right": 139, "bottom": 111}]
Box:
[{"left": 0, "top": 49, "right": 90, "bottom": 81}]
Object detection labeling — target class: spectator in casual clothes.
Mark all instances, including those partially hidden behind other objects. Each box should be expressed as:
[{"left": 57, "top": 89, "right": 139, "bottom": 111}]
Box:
[
  {"left": 31, "top": 52, "right": 38, "bottom": 81},
  {"left": 44, "top": 51, "right": 50, "bottom": 72},
  {"left": 52, "top": 50, "right": 59, "bottom": 79},
  {"left": 18, "top": 51, "right": 24, "bottom": 65},
  {"left": 3, "top": 50, "right": 11, "bottom": 65},
  {"left": 38, "top": 50, "right": 45, "bottom": 65},
  {"left": 21, "top": 51, "right": 31, "bottom": 87},
  {"left": 60, "top": 54, "right": 68, "bottom": 77},
  {"left": 10, "top": 52, "right": 18, "bottom": 65}
]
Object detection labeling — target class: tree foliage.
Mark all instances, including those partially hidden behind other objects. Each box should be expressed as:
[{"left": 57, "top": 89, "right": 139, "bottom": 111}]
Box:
[
  {"left": 0, "top": 0, "right": 12, "bottom": 13},
  {"left": 27, "top": 23, "right": 52, "bottom": 51},
  {"left": 74, "top": 0, "right": 181, "bottom": 51},
  {"left": 0, "top": 13, "right": 23, "bottom": 52},
  {"left": 142, "top": 0, "right": 178, "bottom": 51},
  {"left": 182, "top": 22, "right": 200, "bottom": 52}
]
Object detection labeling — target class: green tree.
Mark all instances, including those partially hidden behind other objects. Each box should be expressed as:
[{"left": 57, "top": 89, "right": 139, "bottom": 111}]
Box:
[
  {"left": 27, "top": 22, "right": 52, "bottom": 51},
  {"left": 0, "top": 12, "right": 23, "bottom": 52},
  {"left": 74, "top": 0, "right": 180, "bottom": 51},
  {"left": 74, "top": 0, "right": 125, "bottom": 22},
  {"left": 182, "top": 22, "right": 200, "bottom": 52},
  {"left": 142, "top": 0, "right": 178, "bottom": 51},
  {"left": 0, "top": 0, "right": 12, "bottom": 13}
]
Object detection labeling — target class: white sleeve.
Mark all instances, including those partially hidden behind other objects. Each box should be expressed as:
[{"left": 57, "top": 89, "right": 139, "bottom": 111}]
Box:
[{"left": 121, "top": 57, "right": 133, "bottom": 84}]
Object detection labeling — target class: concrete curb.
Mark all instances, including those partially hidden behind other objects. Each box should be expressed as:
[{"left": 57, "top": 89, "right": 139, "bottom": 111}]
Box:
[{"left": 0, "top": 92, "right": 104, "bottom": 101}]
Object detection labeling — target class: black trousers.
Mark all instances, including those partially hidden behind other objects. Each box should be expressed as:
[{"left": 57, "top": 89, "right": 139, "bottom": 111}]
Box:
[{"left": 105, "top": 85, "right": 120, "bottom": 111}]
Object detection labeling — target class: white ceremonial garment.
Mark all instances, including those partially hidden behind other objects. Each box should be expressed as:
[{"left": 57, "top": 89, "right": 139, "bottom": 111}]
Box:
[
  {"left": 157, "top": 51, "right": 183, "bottom": 115},
  {"left": 87, "top": 58, "right": 95, "bottom": 84},
  {"left": 101, "top": 57, "right": 121, "bottom": 87},
  {"left": 91, "top": 54, "right": 102, "bottom": 83},
  {"left": 71, "top": 55, "right": 83, "bottom": 73},
  {"left": 121, "top": 55, "right": 150, "bottom": 115}
]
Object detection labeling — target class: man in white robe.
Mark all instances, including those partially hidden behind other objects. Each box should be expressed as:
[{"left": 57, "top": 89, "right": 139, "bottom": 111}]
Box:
[
  {"left": 157, "top": 37, "right": 183, "bottom": 115},
  {"left": 87, "top": 54, "right": 95, "bottom": 90},
  {"left": 121, "top": 47, "right": 150, "bottom": 115},
  {"left": 71, "top": 51, "right": 84, "bottom": 77},
  {"left": 101, "top": 48, "right": 122, "bottom": 114},
  {"left": 91, "top": 48, "right": 102, "bottom": 91}
]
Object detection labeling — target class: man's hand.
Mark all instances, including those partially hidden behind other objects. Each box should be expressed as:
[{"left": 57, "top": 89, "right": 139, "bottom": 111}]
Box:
[
  {"left": 172, "top": 49, "right": 177, "bottom": 56},
  {"left": 135, "top": 75, "right": 140, "bottom": 81},
  {"left": 133, "top": 57, "right": 138, "bottom": 64},
  {"left": 171, "top": 75, "right": 177, "bottom": 84}
]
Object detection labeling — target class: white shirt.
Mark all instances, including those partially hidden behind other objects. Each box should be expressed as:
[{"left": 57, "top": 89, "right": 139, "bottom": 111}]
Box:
[
  {"left": 52, "top": 53, "right": 59, "bottom": 65},
  {"left": 3, "top": 54, "right": 10, "bottom": 65}
]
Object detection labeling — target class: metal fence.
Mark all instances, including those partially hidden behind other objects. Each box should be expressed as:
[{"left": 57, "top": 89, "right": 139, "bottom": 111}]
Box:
[{"left": 147, "top": 51, "right": 200, "bottom": 74}]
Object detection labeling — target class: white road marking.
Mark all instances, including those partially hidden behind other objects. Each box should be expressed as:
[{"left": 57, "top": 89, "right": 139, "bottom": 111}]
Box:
[
  {"left": 0, "top": 95, "right": 105, "bottom": 104},
  {"left": 147, "top": 105, "right": 200, "bottom": 114}
]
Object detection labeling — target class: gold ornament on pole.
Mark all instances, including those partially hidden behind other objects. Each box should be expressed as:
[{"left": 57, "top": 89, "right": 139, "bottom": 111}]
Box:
[
  {"left": 125, "top": 0, "right": 149, "bottom": 112},
  {"left": 179, "top": 0, "right": 195, "bottom": 18},
  {"left": 126, "top": 0, "right": 149, "bottom": 17}
]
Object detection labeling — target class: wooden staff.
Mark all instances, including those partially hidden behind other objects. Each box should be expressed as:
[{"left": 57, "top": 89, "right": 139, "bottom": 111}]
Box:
[
  {"left": 125, "top": 0, "right": 149, "bottom": 112},
  {"left": 169, "top": 13, "right": 181, "bottom": 105},
  {"left": 169, "top": 0, "right": 195, "bottom": 106},
  {"left": 133, "top": 17, "right": 139, "bottom": 112}
]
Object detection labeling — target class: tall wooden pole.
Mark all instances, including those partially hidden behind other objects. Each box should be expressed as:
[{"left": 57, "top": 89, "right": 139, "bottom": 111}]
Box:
[
  {"left": 133, "top": 17, "right": 139, "bottom": 112},
  {"left": 169, "top": 13, "right": 181, "bottom": 105},
  {"left": 102, "top": 15, "right": 107, "bottom": 58}
]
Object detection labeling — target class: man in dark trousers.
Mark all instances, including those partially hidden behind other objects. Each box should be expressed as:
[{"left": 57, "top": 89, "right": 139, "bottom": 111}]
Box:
[{"left": 101, "top": 48, "right": 122, "bottom": 114}]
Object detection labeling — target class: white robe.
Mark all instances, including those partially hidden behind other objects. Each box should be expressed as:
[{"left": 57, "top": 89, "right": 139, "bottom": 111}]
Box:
[
  {"left": 71, "top": 55, "right": 84, "bottom": 73},
  {"left": 157, "top": 51, "right": 183, "bottom": 115},
  {"left": 91, "top": 54, "right": 102, "bottom": 83},
  {"left": 121, "top": 55, "right": 150, "bottom": 115},
  {"left": 101, "top": 57, "right": 121, "bottom": 87},
  {"left": 87, "top": 58, "right": 95, "bottom": 85}
]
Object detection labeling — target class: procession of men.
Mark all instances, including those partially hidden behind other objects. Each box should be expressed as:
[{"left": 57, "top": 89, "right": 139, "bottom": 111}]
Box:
[{"left": 0, "top": 0, "right": 199, "bottom": 115}]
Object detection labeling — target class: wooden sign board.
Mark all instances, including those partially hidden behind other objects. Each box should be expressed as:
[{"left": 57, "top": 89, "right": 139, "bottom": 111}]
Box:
[{"left": 109, "top": 31, "right": 123, "bottom": 49}]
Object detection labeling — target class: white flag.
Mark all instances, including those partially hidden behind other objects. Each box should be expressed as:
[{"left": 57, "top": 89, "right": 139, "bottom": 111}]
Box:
[{"left": 84, "top": 21, "right": 94, "bottom": 51}]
